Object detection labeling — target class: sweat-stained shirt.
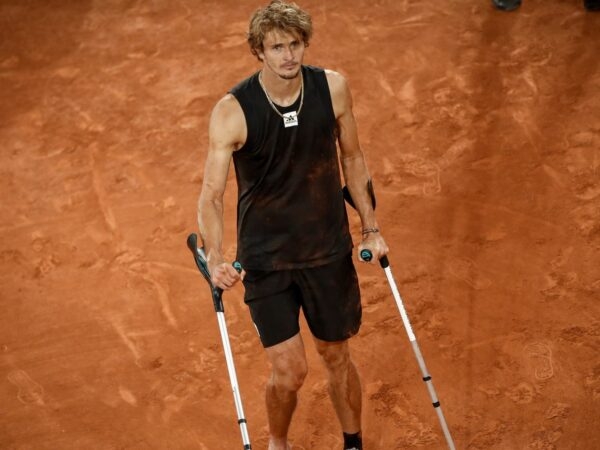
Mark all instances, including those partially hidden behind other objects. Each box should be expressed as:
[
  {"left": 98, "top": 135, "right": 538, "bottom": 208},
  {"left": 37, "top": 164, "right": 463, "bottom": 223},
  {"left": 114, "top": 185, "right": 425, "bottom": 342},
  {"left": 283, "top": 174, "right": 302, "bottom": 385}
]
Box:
[{"left": 230, "top": 65, "right": 353, "bottom": 270}]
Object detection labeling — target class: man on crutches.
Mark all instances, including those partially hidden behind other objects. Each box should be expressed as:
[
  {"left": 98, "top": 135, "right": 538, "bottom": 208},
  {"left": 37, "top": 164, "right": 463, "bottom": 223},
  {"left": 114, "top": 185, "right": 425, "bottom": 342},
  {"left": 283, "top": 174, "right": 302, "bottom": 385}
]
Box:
[{"left": 195, "top": 2, "right": 387, "bottom": 449}]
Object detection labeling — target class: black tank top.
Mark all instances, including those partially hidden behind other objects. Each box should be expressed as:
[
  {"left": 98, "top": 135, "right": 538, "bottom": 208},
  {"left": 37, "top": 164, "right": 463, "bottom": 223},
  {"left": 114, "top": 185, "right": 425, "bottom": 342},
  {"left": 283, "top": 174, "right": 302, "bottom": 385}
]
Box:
[{"left": 230, "top": 65, "right": 352, "bottom": 270}]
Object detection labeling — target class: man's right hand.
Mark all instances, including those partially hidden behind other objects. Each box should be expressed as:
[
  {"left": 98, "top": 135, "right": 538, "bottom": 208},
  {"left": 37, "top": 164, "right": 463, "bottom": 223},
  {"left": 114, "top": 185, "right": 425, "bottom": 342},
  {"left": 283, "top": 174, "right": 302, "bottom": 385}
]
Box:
[{"left": 210, "top": 261, "right": 245, "bottom": 290}]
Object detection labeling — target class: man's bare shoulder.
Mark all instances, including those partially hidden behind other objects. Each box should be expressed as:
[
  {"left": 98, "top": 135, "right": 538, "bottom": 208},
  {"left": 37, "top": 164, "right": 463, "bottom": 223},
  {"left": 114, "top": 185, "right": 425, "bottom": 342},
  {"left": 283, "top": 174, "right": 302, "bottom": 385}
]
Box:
[
  {"left": 212, "top": 93, "right": 244, "bottom": 121},
  {"left": 324, "top": 69, "right": 348, "bottom": 94},
  {"left": 209, "top": 93, "right": 246, "bottom": 150},
  {"left": 324, "top": 69, "right": 352, "bottom": 118}
]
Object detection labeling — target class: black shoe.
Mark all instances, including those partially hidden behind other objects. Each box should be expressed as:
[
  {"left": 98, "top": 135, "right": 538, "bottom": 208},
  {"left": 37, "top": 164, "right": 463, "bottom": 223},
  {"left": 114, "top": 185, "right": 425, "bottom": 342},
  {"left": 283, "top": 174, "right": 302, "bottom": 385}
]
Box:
[
  {"left": 343, "top": 432, "right": 362, "bottom": 450},
  {"left": 584, "top": 0, "right": 600, "bottom": 11},
  {"left": 492, "top": 0, "right": 522, "bottom": 11}
]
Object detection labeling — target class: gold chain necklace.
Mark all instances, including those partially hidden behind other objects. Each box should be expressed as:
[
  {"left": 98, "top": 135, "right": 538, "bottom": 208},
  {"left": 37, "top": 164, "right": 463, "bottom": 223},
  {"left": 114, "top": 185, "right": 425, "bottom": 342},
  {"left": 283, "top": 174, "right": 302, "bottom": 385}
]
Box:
[{"left": 258, "top": 70, "right": 304, "bottom": 128}]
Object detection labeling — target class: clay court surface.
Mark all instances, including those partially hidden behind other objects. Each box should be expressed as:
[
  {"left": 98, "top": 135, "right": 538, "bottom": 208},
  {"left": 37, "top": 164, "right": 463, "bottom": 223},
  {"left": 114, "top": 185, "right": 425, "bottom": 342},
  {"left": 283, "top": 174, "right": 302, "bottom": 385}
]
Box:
[{"left": 1, "top": 0, "right": 599, "bottom": 448}]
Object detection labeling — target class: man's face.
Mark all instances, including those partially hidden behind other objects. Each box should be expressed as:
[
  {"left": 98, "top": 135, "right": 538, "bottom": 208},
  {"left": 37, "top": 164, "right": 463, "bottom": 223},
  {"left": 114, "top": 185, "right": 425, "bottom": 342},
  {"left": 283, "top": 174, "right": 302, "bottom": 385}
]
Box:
[{"left": 257, "top": 29, "right": 305, "bottom": 80}]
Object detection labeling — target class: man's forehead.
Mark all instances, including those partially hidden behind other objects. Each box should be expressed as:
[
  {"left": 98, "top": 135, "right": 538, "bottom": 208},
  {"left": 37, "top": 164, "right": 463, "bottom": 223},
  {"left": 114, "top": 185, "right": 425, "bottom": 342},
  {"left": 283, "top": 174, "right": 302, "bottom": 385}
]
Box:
[{"left": 263, "top": 28, "right": 301, "bottom": 45}]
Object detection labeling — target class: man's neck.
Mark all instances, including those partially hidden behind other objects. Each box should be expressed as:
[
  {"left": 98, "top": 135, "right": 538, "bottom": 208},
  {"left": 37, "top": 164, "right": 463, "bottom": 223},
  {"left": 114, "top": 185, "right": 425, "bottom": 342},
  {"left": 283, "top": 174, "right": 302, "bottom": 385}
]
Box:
[{"left": 260, "top": 67, "right": 303, "bottom": 107}]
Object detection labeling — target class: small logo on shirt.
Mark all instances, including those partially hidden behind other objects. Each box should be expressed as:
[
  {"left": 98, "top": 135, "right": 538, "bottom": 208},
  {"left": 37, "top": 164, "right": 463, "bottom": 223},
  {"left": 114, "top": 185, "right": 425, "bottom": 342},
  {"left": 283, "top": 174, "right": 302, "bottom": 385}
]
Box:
[{"left": 283, "top": 111, "right": 299, "bottom": 128}]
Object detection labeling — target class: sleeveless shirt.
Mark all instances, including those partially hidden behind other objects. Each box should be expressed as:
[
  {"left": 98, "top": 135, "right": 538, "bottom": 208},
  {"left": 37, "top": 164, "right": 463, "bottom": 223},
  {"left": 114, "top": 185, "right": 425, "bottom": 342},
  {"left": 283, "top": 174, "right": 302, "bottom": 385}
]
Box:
[{"left": 230, "top": 65, "right": 352, "bottom": 270}]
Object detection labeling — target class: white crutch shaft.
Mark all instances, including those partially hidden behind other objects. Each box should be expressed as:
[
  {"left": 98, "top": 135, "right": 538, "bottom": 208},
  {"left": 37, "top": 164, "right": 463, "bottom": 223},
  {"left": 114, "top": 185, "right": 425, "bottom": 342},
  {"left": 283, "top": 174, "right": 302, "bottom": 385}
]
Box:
[
  {"left": 363, "top": 251, "right": 456, "bottom": 450},
  {"left": 217, "top": 312, "right": 252, "bottom": 449},
  {"left": 186, "top": 234, "right": 252, "bottom": 450}
]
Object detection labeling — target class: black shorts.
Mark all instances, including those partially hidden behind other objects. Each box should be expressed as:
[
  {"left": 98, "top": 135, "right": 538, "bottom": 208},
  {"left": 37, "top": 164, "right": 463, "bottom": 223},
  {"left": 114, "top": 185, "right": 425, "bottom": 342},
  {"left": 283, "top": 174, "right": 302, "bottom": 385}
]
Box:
[{"left": 242, "top": 254, "right": 361, "bottom": 348}]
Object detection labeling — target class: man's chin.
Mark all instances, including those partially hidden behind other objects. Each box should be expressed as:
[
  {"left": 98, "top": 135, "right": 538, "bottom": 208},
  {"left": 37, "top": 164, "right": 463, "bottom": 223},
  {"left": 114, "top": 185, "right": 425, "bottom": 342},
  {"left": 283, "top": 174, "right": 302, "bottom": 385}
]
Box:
[{"left": 279, "top": 68, "right": 301, "bottom": 80}]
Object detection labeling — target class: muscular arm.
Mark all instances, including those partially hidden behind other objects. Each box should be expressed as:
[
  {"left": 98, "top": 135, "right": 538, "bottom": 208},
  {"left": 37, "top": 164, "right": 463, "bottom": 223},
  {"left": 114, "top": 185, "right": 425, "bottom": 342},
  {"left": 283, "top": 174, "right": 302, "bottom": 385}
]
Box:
[
  {"left": 326, "top": 70, "right": 389, "bottom": 262},
  {"left": 197, "top": 94, "right": 247, "bottom": 288}
]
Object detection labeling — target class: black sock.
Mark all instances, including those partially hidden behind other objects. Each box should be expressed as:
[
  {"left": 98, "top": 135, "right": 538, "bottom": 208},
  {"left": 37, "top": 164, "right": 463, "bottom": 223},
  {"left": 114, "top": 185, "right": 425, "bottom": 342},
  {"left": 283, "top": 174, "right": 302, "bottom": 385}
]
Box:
[{"left": 343, "top": 432, "right": 362, "bottom": 450}]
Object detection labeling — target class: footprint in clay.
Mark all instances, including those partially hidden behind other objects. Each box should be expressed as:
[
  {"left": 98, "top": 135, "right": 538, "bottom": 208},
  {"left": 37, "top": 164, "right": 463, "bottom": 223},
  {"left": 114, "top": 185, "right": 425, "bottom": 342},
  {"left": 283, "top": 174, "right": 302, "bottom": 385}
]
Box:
[
  {"left": 524, "top": 342, "right": 554, "bottom": 380},
  {"left": 448, "top": 257, "right": 492, "bottom": 290},
  {"left": 7, "top": 369, "right": 45, "bottom": 406}
]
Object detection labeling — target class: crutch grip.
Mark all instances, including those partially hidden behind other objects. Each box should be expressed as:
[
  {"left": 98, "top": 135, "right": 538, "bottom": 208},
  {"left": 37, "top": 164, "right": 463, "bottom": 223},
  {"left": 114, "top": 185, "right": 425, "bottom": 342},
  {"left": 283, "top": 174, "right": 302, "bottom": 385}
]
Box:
[
  {"left": 186, "top": 233, "right": 244, "bottom": 312},
  {"left": 360, "top": 249, "right": 390, "bottom": 268},
  {"left": 360, "top": 249, "right": 372, "bottom": 261}
]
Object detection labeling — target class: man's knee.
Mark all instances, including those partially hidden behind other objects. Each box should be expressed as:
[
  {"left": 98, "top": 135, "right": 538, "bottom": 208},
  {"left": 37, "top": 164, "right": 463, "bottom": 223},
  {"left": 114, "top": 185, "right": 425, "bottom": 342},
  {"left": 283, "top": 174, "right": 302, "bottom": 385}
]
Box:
[
  {"left": 315, "top": 339, "right": 352, "bottom": 373},
  {"left": 271, "top": 357, "right": 308, "bottom": 392}
]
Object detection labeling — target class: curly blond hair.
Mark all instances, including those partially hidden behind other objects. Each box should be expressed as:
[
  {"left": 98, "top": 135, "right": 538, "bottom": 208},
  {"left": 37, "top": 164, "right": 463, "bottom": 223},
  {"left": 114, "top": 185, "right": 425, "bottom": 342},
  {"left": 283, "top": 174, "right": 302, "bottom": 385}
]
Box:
[{"left": 247, "top": 1, "right": 313, "bottom": 60}]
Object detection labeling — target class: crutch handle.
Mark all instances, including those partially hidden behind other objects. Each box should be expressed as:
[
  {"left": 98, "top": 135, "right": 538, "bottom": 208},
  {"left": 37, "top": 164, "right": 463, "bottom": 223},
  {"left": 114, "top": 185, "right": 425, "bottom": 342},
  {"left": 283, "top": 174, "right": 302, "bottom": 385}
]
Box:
[
  {"left": 360, "top": 249, "right": 389, "bottom": 268},
  {"left": 186, "top": 233, "right": 243, "bottom": 312},
  {"left": 233, "top": 261, "right": 243, "bottom": 273}
]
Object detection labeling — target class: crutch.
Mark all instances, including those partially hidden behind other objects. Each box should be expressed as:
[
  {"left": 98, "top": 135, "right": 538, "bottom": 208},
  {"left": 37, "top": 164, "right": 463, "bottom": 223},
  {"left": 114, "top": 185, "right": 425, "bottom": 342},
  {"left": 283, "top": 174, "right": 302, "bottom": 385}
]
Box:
[
  {"left": 362, "top": 249, "right": 456, "bottom": 450},
  {"left": 186, "top": 233, "right": 251, "bottom": 450}
]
